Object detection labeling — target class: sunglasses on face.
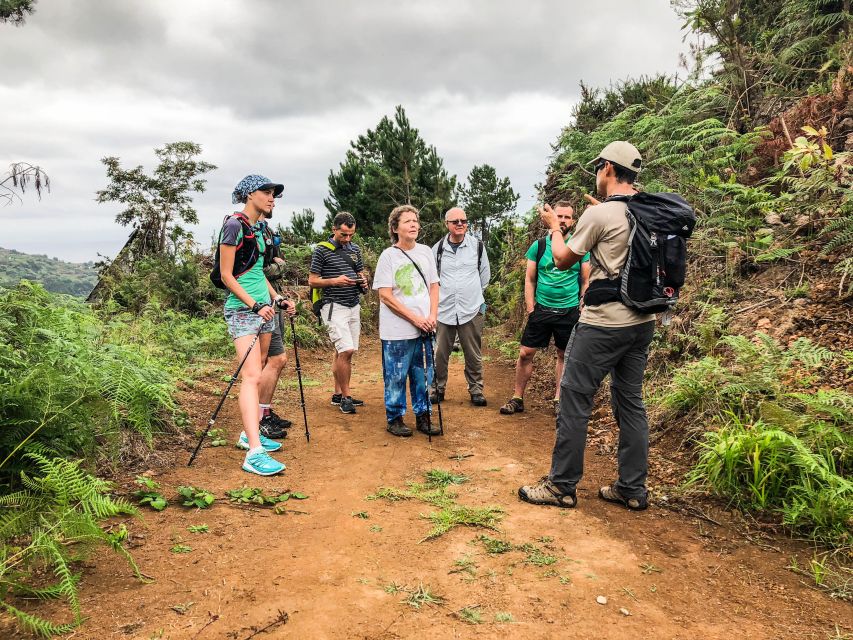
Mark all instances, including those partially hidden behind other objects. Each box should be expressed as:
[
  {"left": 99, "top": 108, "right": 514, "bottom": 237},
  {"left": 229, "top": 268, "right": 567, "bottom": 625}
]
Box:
[
  {"left": 594, "top": 161, "right": 607, "bottom": 173},
  {"left": 447, "top": 219, "right": 468, "bottom": 226}
]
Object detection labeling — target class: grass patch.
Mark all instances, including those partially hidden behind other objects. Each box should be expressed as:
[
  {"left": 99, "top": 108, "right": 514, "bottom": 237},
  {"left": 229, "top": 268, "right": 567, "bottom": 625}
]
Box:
[
  {"left": 476, "top": 534, "right": 513, "bottom": 554},
  {"left": 494, "top": 612, "right": 514, "bottom": 623},
  {"left": 421, "top": 505, "right": 504, "bottom": 541},
  {"left": 449, "top": 555, "right": 478, "bottom": 578},
  {"left": 519, "top": 543, "right": 558, "bottom": 566},
  {"left": 457, "top": 606, "right": 483, "bottom": 624},
  {"left": 404, "top": 583, "right": 445, "bottom": 609},
  {"left": 424, "top": 469, "right": 469, "bottom": 488},
  {"left": 187, "top": 524, "right": 208, "bottom": 534}
]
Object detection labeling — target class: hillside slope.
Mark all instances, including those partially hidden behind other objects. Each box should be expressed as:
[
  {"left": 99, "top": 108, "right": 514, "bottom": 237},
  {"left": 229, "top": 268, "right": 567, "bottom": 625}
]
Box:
[{"left": 0, "top": 246, "right": 97, "bottom": 297}]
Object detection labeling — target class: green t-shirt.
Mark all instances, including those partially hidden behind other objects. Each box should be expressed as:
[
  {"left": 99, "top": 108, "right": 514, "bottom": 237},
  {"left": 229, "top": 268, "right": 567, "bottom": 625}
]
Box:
[
  {"left": 220, "top": 218, "right": 270, "bottom": 311},
  {"left": 525, "top": 235, "right": 590, "bottom": 308}
]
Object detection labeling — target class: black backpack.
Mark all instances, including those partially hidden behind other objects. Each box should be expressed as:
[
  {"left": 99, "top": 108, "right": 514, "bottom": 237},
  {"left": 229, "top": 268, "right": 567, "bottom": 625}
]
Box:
[
  {"left": 210, "top": 213, "right": 260, "bottom": 289},
  {"left": 584, "top": 192, "right": 695, "bottom": 314},
  {"left": 435, "top": 234, "right": 484, "bottom": 276}
]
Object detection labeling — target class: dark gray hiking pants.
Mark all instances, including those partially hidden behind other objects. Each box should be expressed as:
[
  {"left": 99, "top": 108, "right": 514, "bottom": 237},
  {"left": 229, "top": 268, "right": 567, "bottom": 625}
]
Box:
[{"left": 549, "top": 321, "right": 655, "bottom": 500}]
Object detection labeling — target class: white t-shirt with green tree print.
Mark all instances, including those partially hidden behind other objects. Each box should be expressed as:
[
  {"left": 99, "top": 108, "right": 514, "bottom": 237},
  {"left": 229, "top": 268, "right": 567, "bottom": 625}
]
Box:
[{"left": 373, "top": 243, "right": 439, "bottom": 340}]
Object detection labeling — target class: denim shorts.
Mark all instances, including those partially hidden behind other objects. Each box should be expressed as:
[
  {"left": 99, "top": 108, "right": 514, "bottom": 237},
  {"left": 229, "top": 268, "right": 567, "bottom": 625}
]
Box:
[{"left": 224, "top": 307, "right": 276, "bottom": 340}]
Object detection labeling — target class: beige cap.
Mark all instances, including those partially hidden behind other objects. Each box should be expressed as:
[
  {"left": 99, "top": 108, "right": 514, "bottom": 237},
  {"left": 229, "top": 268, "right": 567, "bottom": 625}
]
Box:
[{"left": 590, "top": 141, "right": 642, "bottom": 173}]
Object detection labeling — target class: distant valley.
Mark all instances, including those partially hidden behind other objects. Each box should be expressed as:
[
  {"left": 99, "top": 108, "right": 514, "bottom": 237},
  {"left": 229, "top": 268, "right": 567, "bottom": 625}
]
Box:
[{"left": 0, "top": 246, "right": 98, "bottom": 297}]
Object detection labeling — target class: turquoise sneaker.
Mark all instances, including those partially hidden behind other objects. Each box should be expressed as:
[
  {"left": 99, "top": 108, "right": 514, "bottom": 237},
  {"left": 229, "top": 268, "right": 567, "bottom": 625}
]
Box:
[
  {"left": 242, "top": 450, "right": 285, "bottom": 476},
  {"left": 236, "top": 431, "right": 282, "bottom": 452}
]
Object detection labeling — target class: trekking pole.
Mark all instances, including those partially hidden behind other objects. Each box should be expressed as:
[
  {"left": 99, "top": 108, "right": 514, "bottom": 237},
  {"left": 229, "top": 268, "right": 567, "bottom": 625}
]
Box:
[
  {"left": 288, "top": 314, "right": 310, "bottom": 442},
  {"left": 188, "top": 324, "right": 263, "bottom": 466},
  {"left": 424, "top": 332, "right": 444, "bottom": 439}
]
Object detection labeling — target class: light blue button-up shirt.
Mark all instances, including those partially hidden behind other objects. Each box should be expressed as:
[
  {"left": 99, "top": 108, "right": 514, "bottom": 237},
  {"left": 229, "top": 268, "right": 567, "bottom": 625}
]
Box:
[{"left": 432, "top": 233, "right": 491, "bottom": 326}]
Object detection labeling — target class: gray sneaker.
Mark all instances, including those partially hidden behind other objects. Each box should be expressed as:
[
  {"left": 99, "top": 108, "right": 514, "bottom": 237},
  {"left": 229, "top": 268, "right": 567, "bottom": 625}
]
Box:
[
  {"left": 518, "top": 477, "right": 576, "bottom": 508},
  {"left": 340, "top": 396, "right": 356, "bottom": 414}
]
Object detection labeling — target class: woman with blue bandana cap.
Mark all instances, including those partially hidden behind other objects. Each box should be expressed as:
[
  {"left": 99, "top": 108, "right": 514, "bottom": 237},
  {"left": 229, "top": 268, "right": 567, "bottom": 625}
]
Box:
[{"left": 218, "top": 174, "right": 295, "bottom": 476}]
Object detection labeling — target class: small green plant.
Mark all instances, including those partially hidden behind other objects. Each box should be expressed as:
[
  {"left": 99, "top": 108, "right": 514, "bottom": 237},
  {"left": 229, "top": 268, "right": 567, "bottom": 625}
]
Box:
[
  {"left": 457, "top": 606, "right": 483, "bottom": 624},
  {"left": 640, "top": 563, "right": 663, "bottom": 575},
  {"left": 369, "top": 524, "right": 383, "bottom": 533},
  {"left": 170, "top": 544, "right": 192, "bottom": 554},
  {"left": 519, "top": 543, "right": 557, "bottom": 567},
  {"left": 424, "top": 469, "right": 469, "bottom": 488},
  {"left": 176, "top": 486, "right": 216, "bottom": 509},
  {"left": 187, "top": 524, "right": 209, "bottom": 534},
  {"left": 449, "top": 556, "right": 478, "bottom": 578},
  {"left": 207, "top": 428, "right": 227, "bottom": 447},
  {"left": 404, "top": 583, "right": 444, "bottom": 609},
  {"left": 421, "top": 505, "right": 504, "bottom": 541},
  {"left": 134, "top": 475, "right": 167, "bottom": 511},
  {"left": 352, "top": 511, "right": 369, "bottom": 519},
  {"left": 383, "top": 582, "right": 406, "bottom": 594},
  {"left": 494, "top": 612, "right": 514, "bottom": 623},
  {"left": 476, "top": 534, "right": 513, "bottom": 554},
  {"left": 226, "top": 487, "right": 305, "bottom": 506}
]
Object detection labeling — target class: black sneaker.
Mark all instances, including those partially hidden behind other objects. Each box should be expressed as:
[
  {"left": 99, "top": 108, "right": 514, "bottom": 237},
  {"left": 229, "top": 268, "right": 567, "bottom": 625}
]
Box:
[
  {"left": 259, "top": 415, "right": 287, "bottom": 439},
  {"left": 332, "top": 394, "right": 364, "bottom": 406},
  {"left": 386, "top": 417, "right": 412, "bottom": 437},
  {"left": 268, "top": 409, "right": 292, "bottom": 429},
  {"left": 340, "top": 396, "right": 357, "bottom": 414},
  {"left": 470, "top": 394, "right": 487, "bottom": 407},
  {"left": 415, "top": 413, "right": 440, "bottom": 436}
]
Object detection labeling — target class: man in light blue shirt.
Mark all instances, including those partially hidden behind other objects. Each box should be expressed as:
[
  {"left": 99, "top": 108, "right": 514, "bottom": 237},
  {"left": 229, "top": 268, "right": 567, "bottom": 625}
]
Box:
[{"left": 430, "top": 207, "right": 491, "bottom": 406}]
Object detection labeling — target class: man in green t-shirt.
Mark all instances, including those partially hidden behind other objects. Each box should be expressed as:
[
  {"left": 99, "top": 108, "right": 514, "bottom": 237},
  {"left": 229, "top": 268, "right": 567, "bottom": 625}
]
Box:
[{"left": 499, "top": 201, "right": 590, "bottom": 416}]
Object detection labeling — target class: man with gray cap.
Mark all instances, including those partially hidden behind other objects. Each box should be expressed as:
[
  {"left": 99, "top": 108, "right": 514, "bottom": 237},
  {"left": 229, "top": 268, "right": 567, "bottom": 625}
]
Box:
[
  {"left": 430, "top": 207, "right": 491, "bottom": 406},
  {"left": 519, "top": 141, "right": 655, "bottom": 511}
]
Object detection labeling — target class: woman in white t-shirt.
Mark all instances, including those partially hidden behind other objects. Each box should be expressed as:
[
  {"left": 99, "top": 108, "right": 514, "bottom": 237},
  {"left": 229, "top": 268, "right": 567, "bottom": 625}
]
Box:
[{"left": 372, "top": 205, "right": 441, "bottom": 437}]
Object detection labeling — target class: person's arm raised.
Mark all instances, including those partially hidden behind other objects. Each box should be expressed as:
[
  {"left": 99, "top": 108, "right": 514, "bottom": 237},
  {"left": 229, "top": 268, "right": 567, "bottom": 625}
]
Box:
[{"left": 538, "top": 204, "right": 585, "bottom": 270}]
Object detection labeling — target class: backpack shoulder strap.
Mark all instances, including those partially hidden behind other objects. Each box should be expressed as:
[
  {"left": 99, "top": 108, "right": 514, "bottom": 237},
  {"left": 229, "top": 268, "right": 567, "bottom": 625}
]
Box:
[
  {"left": 435, "top": 235, "right": 447, "bottom": 276},
  {"left": 477, "top": 238, "right": 484, "bottom": 271},
  {"left": 318, "top": 241, "right": 336, "bottom": 251},
  {"left": 394, "top": 246, "right": 429, "bottom": 290}
]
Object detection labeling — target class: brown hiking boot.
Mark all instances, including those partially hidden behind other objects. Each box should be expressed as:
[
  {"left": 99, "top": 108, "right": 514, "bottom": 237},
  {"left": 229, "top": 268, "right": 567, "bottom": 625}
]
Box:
[
  {"left": 386, "top": 417, "right": 412, "bottom": 437},
  {"left": 518, "top": 477, "right": 576, "bottom": 508},
  {"left": 415, "top": 413, "right": 440, "bottom": 436},
  {"left": 499, "top": 397, "right": 524, "bottom": 415},
  {"left": 598, "top": 484, "right": 648, "bottom": 511}
]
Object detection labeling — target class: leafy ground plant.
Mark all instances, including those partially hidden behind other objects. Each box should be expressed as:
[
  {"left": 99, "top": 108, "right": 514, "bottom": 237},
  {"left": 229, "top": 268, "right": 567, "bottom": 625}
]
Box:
[
  {"left": 187, "top": 524, "right": 209, "bottom": 534},
  {"left": 134, "top": 475, "right": 167, "bottom": 511},
  {"left": 176, "top": 486, "right": 215, "bottom": 509},
  {"left": 518, "top": 543, "right": 558, "bottom": 567}
]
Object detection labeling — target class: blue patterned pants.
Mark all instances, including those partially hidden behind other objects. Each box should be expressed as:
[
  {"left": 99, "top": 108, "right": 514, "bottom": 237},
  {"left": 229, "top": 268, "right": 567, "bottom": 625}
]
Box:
[{"left": 381, "top": 337, "right": 434, "bottom": 423}]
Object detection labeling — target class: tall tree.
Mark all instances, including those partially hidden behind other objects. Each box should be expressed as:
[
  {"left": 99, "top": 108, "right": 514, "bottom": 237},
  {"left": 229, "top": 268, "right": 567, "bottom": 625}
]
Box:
[
  {"left": 325, "top": 105, "right": 457, "bottom": 242},
  {"left": 290, "top": 207, "right": 319, "bottom": 244},
  {"left": 96, "top": 142, "right": 216, "bottom": 257},
  {"left": 456, "top": 164, "right": 519, "bottom": 252},
  {"left": 0, "top": 0, "right": 36, "bottom": 25}
]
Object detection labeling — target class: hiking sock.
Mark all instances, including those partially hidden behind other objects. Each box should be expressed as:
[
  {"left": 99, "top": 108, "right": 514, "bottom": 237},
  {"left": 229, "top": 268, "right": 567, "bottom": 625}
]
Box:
[{"left": 260, "top": 403, "right": 271, "bottom": 418}]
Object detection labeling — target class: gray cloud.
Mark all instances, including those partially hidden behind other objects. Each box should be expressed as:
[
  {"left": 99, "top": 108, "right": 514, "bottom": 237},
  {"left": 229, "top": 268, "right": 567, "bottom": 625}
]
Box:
[{"left": 0, "top": 1, "right": 687, "bottom": 261}]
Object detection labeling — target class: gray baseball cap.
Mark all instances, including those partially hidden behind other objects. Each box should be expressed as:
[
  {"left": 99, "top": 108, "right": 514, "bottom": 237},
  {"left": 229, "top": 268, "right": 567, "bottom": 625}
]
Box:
[{"left": 590, "top": 141, "right": 642, "bottom": 173}]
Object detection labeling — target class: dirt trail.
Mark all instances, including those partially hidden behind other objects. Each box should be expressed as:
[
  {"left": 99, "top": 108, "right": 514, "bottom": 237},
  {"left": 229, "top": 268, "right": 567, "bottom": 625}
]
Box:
[{"left": 12, "top": 337, "right": 850, "bottom": 639}]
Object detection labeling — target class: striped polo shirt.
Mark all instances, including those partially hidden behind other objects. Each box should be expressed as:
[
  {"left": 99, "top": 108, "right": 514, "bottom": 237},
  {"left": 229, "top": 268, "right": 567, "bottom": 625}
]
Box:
[{"left": 309, "top": 238, "right": 365, "bottom": 308}]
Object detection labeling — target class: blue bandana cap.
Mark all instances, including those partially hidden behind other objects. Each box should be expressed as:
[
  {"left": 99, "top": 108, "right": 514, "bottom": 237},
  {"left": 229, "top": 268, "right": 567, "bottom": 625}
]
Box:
[{"left": 231, "top": 174, "right": 284, "bottom": 204}]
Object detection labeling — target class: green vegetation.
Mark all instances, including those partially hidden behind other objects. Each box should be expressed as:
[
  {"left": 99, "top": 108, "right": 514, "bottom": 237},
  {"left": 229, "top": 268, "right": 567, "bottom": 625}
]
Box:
[
  {"left": 176, "top": 486, "right": 216, "bottom": 509},
  {"left": 0, "top": 247, "right": 97, "bottom": 297},
  {"left": 134, "top": 476, "right": 168, "bottom": 511},
  {"left": 403, "top": 583, "right": 444, "bottom": 609}
]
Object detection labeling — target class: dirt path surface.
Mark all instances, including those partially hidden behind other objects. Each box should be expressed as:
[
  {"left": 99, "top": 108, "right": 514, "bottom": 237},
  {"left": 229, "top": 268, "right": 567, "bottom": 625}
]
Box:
[{"left": 13, "top": 338, "right": 850, "bottom": 639}]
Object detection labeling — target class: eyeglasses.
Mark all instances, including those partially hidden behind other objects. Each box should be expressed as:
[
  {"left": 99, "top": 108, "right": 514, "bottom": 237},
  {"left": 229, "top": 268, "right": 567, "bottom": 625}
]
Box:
[{"left": 447, "top": 219, "right": 468, "bottom": 226}]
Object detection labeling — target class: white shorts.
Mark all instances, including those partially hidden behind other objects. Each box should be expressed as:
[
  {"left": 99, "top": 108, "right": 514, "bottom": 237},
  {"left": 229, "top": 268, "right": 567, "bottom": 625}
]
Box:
[{"left": 322, "top": 302, "right": 361, "bottom": 353}]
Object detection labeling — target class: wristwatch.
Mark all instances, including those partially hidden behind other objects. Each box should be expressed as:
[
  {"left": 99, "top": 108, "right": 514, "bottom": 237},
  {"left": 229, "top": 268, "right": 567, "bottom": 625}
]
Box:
[{"left": 251, "top": 302, "right": 270, "bottom": 314}]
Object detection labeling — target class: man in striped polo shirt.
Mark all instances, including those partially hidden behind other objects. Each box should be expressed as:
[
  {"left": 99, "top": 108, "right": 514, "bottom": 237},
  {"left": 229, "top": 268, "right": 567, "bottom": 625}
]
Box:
[{"left": 309, "top": 212, "right": 369, "bottom": 415}]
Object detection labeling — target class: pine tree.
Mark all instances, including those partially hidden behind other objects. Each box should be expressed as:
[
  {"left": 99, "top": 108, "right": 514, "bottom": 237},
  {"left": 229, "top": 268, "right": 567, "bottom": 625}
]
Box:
[
  {"left": 456, "top": 164, "right": 519, "bottom": 255},
  {"left": 324, "top": 106, "right": 457, "bottom": 242}
]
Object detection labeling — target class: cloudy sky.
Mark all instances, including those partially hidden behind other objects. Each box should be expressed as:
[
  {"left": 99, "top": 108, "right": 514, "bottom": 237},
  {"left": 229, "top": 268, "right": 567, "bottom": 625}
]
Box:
[{"left": 1, "top": 1, "right": 688, "bottom": 262}]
